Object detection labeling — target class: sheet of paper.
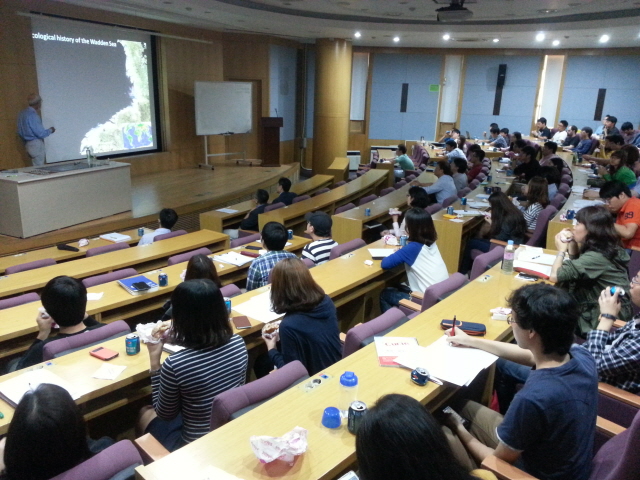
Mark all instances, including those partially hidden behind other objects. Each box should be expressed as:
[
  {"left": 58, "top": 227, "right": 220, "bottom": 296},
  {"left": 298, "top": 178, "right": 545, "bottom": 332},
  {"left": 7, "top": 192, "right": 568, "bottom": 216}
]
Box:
[
  {"left": 233, "top": 291, "right": 283, "bottom": 323},
  {"left": 0, "top": 369, "right": 80, "bottom": 406},
  {"left": 92, "top": 363, "right": 127, "bottom": 380},
  {"left": 516, "top": 247, "right": 556, "bottom": 266},
  {"left": 198, "top": 465, "right": 246, "bottom": 480},
  {"left": 254, "top": 240, "right": 292, "bottom": 246},
  {"left": 87, "top": 292, "right": 104, "bottom": 301},
  {"left": 216, "top": 208, "right": 239, "bottom": 214},
  {"left": 475, "top": 194, "right": 489, "bottom": 200},
  {"left": 453, "top": 209, "right": 482, "bottom": 216},
  {"left": 449, "top": 219, "right": 465, "bottom": 223},
  {"left": 368, "top": 249, "right": 394, "bottom": 258},
  {"left": 467, "top": 201, "right": 488, "bottom": 209},
  {"left": 212, "top": 252, "right": 254, "bottom": 267},
  {"left": 513, "top": 260, "right": 552, "bottom": 277}
]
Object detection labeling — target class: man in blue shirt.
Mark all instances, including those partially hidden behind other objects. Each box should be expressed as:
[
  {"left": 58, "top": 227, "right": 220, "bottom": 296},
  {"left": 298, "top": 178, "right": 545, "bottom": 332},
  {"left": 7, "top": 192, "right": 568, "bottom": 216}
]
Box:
[
  {"left": 246, "top": 221, "right": 296, "bottom": 291},
  {"left": 17, "top": 94, "right": 56, "bottom": 166},
  {"left": 272, "top": 177, "right": 297, "bottom": 206}
]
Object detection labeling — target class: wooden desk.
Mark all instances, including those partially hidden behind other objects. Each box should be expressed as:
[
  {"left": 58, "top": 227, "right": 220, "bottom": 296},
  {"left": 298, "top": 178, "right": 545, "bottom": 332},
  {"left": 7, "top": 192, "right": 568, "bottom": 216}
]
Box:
[
  {"left": 258, "top": 170, "right": 389, "bottom": 235},
  {"left": 199, "top": 175, "right": 334, "bottom": 233},
  {"left": 135, "top": 264, "right": 524, "bottom": 480},
  {"left": 326, "top": 158, "right": 349, "bottom": 185},
  {"left": 0, "top": 230, "right": 229, "bottom": 299}
]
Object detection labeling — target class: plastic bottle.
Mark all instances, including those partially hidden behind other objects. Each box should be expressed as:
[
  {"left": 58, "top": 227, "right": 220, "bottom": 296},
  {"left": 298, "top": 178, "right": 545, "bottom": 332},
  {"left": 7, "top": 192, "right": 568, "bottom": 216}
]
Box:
[
  {"left": 502, "top": 240, "right": 515, "bottom": 274},
  {"left": 339, "top": 371, "right": 358, "bottom": 416}
]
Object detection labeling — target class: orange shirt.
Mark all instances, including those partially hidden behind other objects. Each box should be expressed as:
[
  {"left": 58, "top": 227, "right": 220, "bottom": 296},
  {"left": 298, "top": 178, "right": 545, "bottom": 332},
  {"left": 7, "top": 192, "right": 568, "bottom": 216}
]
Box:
[{"left": 617, "top": 197, "right": 640, "bottom": 248}]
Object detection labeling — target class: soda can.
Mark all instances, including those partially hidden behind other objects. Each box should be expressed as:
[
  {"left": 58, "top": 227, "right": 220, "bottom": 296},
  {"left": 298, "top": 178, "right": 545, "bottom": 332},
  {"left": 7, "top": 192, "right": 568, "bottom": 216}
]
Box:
[
  {"left": 411, "top": 367, "right": 430, "bottom": 386},
  {"left": 485, "top": 186, "right": 493, "bottom": 195},
  {"left": 224, "top": 297, "right": 232, "bottom": 314},
  {"left": 610, "top": 286, "right": 626, "bottom": 298},
  {"left": 447, "top": 206, "right": 454, "bottom": 215},
  {"left": 158, "top": 272, "right": 168, "bottom": 287},
  {"left": 137, "top": 227, "right": 144, "bottom": 237},
  {"left": 287, "top": 229, "right": 293, "bottom": 240},
  {"left": 125, "top": 333, "right": 140, "bottom": 355},
  {"left": 566, "top": 209, "right": 576, "bottom": 220},
  {"left": 400, "top": 235, "right": 408, "bottom": 247},
  {"left": 348, "top": 401, "right": 367, "bottom": 434},
  {"left": 487, "top": 175, "right": 492, "bottom": 182},
  {"left": 365, "top": 208, "right": 371, "bottom": 217},
  {"left": 460, "top": 197, "right": 467, "bottom": 206}
]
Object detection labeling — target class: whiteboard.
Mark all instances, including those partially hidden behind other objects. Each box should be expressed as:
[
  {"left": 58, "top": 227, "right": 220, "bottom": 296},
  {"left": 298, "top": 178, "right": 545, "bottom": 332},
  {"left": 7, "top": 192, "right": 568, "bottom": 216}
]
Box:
[{"left": 194, "top": 81, "right": 252, "bottom": 136}]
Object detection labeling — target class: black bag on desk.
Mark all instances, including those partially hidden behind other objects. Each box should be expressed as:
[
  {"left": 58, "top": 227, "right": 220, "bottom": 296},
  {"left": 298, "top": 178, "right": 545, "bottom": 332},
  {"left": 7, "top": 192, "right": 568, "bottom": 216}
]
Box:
[{"left": 440, "top": 319, "right": 487, "bottom": 336}]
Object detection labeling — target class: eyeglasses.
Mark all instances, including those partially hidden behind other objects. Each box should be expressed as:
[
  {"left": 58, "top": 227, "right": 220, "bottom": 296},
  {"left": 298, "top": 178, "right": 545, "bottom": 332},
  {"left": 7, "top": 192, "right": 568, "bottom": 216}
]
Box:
[
  {"left": 506, "top": 315, "right": 517, "bottom": 326},
  {"left": 631, "top": 277, "right": 640, "bottom": 286}
]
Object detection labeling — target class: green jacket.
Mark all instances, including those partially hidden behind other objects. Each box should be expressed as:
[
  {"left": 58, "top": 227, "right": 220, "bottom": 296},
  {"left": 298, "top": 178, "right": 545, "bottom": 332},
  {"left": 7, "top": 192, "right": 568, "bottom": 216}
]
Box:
[{"left": 603, "top": 166, "right": 636, "bottom": 187}]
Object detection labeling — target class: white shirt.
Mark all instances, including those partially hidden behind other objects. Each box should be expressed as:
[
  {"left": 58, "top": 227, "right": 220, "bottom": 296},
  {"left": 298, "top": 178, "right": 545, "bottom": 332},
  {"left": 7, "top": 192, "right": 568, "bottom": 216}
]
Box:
[
  {"left": 138, "top": 227, "right": 171, "bottom": 246},
  {"left": 551, "top": 130, "right": 567, "bottom": 144}
]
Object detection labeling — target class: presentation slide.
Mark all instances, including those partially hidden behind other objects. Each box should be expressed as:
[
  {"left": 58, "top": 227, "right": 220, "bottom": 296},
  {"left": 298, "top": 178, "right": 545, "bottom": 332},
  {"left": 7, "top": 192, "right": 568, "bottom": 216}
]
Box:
[{"left": 31, "top": 17, "right": 158, "bottom": 163}]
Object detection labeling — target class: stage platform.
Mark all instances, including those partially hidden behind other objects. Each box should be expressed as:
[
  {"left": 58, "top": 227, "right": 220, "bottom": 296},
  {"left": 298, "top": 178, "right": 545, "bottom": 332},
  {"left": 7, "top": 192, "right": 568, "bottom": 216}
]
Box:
[{"left": 0, "top": 163, "right": 299, "bottom": 256}]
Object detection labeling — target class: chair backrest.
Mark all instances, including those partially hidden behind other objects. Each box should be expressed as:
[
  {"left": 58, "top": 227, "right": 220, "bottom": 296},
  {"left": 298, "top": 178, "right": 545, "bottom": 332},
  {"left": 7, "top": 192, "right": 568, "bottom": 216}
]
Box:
[
  {"left": 562, "top": 167, "right": 572, "bottom": 176},
  {"left": 359, "top": 194, "right": 377, "bottom": 206},
  {"left": 82, "top": 268, "right": 138, "bottom": 288},
  {"left": 560, "top": 174, "right": 572, "bottom": 185},
  {"left": 334, "top": 202, "right": 356, "bottom": 215},
  {"left": 549, "top": 128, "right": 558, "bottom": 136},
  {"left": 526, "top": 205, "right": 558, "bottom": 247},
  {"left": 628, "top": 249, "right": 640, "bottom": 282},
  {"left": 476, "top": 173, "right": 487, "bottom": 182},
  {"left": 343, "top": 308, "right": 407, "bottom": 358},
  {"left": 210, "top": 360, "right": 309, "bottom": 431},
  {"left": 405, "top": 174, "right": 417, "bottom": 182},
  {"left": 380, "top": 187, "right": 395, "bottom": 197},
  {"left": 589, "top": 409, "right": 640, "bottom": 480},
  {"left": 50, "top": 440, "right": 143, "bottom": 480},
  {"left": 551, "top": 193, "right": 566, "bottom": 210},
  {"left": 292, "top": 195, "right": 310, "bottom": 204},
  {"left": 426, "top": 203, "right": 442, "bottom": 215},
  {"left": 558, "top": 183, "right": 571, "bottom": 198},
  {"left": 420, "top": 273, "right": 469, "bottom": 312},
  {"left": 5, "top": 258, "right": 56, "bottom": 275},
  {"left": 314, "top": 187, "right": 331, "bottom": 196},
  {"left": 442, "top": 195, "right": 458, "bottom": 208},
  {"left": 220, "top": 283, "right": 242, "bottom": 298},
  {"left": 0, "top": 292, "right": 39, "bottom": 310},
  {"left": 301, "top": 258, "right": 315, "bottom": 269},
  {"left": 470, "top": 246, "right": 505, "bottom": 281},
  {"left": 457, "top": 187, "right": 472, "bottom": 198},
  {"left": 589, "top": 138, "right": 600, "bottom": 155},
  {"left": 43, "top": 321, "right": 131, "bottom": 360},
  {"left": 264, "top": 202, "right": 285, "bottom": 213},
  {"left": 329, "top": 238, "right": 366, "bottom": 260},
  {"left": 333, "top": 180, "right": 347, "bottom": 188},
  {"left": 230, "top": 233, "right": 261, "bottom": 248},
  {"left": 411, "top": 144, "right": 423, "bottom": 163},
  {"left": 167, "top": 247, "right": 212, "bottom": 266},
  {"left": 480, "top": 166, "right": 489, "bottom": 174},
  {"left": 393, "top": 180, "right": 407, "bottom": 189},
  {"left": 469, "top": 179, "right": 480, "bottom": 189},
  {"left": 85, "top": 242, "right": 130, "bottom": 258},
  {"left": 154, "top": 229, "right": 187, "bottom": 242}
]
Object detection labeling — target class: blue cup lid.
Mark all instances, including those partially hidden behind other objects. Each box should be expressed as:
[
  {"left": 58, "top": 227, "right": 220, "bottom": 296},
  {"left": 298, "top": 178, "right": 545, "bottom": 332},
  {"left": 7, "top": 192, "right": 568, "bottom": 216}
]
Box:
[
  {"left": 340, "top": 371, "right": 358, "bottom": 387},
  {"left": 322, "top": 407, "right": 342, "bottom": 429}
]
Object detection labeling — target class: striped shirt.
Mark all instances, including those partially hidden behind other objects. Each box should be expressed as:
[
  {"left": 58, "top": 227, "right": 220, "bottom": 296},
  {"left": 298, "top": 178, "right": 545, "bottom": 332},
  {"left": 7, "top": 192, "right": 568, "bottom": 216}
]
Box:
[
  {"left": 151, "top": 334, "right": 248, "bottom": 444},
  {"left": 521, "top": 202, "right": 544, "bottom": 231},
  {"left": 302, "top": 239, "right": 338, "bottom": 265}
]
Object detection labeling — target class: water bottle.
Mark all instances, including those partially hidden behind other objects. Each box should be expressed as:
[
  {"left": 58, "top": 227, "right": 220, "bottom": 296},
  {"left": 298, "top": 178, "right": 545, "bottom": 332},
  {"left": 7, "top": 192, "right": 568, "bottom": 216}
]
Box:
[
  {"left": 339, "top": 371, "right": 358, "bottom": 417},
  {"left": 502, "top": 240, "right": 515, "bottom": 274}
]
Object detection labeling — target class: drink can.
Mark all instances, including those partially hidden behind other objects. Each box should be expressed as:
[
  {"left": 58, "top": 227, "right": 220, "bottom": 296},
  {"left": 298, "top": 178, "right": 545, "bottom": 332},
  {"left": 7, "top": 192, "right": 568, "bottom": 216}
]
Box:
[
  {"left": 125, "top": 333, "right": 140, "bottom": 355},
  {"left": 137, "top": 227, "right": 144, "bottom": 237},
  {"left": 158, "top": 272, "right": 168, "bottom": 287},
  {"left": 287, "top": 229, "right": 293, "bottom": 240},
  {"left": 487, "top": 174, "right": 492, "bottom": 182},
  {"left": 348, "top": 401, "right": 367, "bottom": 434},
  {"left": 224, "top": 297, "right": 232, "bottom": 314},
  {"left": 411, "top": 367, "right": 430, "bottom": 386},
  {"left": 365, "top": 208, "right": 371, "bottom": 217},
  {"left": 566, "top": 209, "right": 576, "bottom": 220},
  {"left": 461, "top": 197, "right": 467, "bottom": 206},
  {"left": 447, "top": 206, "right": 454, "bottom": 215},
  {"left": 400, "top": 235, "right": 408, "bottom": 247},
  {"left": 610, "top": 286, "right": 626, "bottom": 298},
  {"left": 485, "top": 186, "right": 493, "bottom": 195}
]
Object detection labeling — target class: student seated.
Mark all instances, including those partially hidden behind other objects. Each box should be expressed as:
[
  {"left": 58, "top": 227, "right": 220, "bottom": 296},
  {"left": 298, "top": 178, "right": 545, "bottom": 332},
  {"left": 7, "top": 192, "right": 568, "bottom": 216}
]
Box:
[
  {"left": 356, "top": 393, "right": 497, "bottom": 480},
  {"left": 246, "top": 221, "right": 296, "bottom": 291},
  {"left": 583, "top": 134, "right": 624, "bottom": 164},
  {"left": 258, "top": 258, "right": 341, "bottom": 376},
  {"left": 384, "top": 186, "right": 430, "bottom": 237},
  {"left": 301, "top": 211, "right": 338, "bottom": 265},
  {"left": 512, "top": 146, "right": 540, "bottom": 183},
  {"left": 443, "top": 139, "right": 466, "bottom": 162},
  {"left": 223, "top": 189, "right": 269, "bottom": 239},
  {"left": 550, "top": 120, "right": 568, "bottom": 144},
  {"left": 411, "top": 160, "right": 457, "bottom": 205},
  {"left": 514, "top": 176, "right": 549, "bottom": 231},
  {"left": 445, "top": 283, "right": 598, "bottom": 480},
  {"left": 486, "top": 127, "right": 507, "bottom": 149},
  {"left": 139, "top": 208, "right": 178, "bottom": 246},
  {"left": 138, "top": 279, "right": 248, "bottom": 451},
  {"left": 466, "top": 148, "right": 485, "bottom": 181},
  {"left": 452, "top": 157, "right": 469, "bottom": 191},
  {"left": 530, "top": 116, "right": 551, "bottom": 139},
  {"left": 561, "top": 125, "right": 580, "bottom": 149},
  {"left": 538, "top": 166, "right": 560, "bottom": 199},
  {"left": 0, "top": 383, "right": 113, "bottom": 480},
  {"left": 600, "top": 181, "right": 640, "bottom": 249},
  {"left": 621, "top": 121, "right": 640, "bottom": 147},
  {"left": 14, "top": 276, "right": 106, "bottom": 371},
  {"left": 549, "top": 206, "right": 632, "bottom": 335},
  {"left": 380, "top": 208, "right": 448, "bottom": 311},
  {"left": 272, "top": 177, "right": 297, "bottom": 206},
  {"left": 438, "top": 127, "right": 461, "bottom": 143},
  {"left": 574, "top": 126, "right": 594, "bottom": 156},
  {"left": 597, "top": 150, "right": 636, "bottom": 187},
  {"left": 538, "top": 141, "right": 560, "bottom": 167},
  {"left": 390, "top": 144, "right": 415, "bottom": 178}
]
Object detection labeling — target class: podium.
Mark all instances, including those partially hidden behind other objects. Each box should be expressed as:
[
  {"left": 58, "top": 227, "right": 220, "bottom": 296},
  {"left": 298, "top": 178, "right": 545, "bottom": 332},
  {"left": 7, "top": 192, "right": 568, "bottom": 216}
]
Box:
[{"left": 260, "top": 117, "right": 283, "bottom": 167}]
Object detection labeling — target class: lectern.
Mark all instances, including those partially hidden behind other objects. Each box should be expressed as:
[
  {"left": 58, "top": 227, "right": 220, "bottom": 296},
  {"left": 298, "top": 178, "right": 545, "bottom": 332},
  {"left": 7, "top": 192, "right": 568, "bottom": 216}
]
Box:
[{"left": 260, "top": 117, "right": 283, "bottom": 167}]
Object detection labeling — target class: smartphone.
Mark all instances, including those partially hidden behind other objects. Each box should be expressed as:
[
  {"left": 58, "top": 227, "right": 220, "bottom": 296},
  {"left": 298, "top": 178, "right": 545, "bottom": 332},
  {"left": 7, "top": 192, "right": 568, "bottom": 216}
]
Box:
[
  {"left": 132, "top": 281, "right": 151, "bottom": 291},
  {"left": 244, "top": 245, "right": 261, "bottom": 251},
  {"left": 90, "top": 346, "right": 119, "bottom": 361},
  {"left": 232, "top": 316, "right": 252, "bottom": 330}
]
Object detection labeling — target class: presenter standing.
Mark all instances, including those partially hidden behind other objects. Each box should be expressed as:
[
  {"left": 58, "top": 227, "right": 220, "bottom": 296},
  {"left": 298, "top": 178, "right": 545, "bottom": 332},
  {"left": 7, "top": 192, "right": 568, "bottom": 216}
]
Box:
[{"left": 17, "top": 94, "right": 55, "bottom": 166}]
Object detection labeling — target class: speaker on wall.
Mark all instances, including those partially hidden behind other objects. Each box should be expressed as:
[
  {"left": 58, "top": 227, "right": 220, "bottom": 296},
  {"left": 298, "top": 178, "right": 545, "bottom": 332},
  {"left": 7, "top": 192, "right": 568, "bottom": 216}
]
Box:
[
  {"left": 493, "top": 64, "right": 507, "bottom": 115},
  {"left": 497, "top": 64, "right": 507, "bottom": 88}
]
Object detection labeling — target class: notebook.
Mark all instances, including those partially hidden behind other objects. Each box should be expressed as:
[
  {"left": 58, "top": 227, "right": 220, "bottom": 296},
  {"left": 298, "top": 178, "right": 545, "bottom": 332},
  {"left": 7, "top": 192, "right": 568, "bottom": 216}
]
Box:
[
  {"left": 117, "top": 275, "right": 159, "bottom": 295},
  {"left": 368, "top": 249, "right": 395, "bottom": 259},
  {"left": 0, "top": 369, "right": 79, "bottom": 407},
  {"left": 374, "top": 337, "right": 419, "bottom": 367},
  {"left": 99, "top": 232, "right": 132, "bottom": 243}
]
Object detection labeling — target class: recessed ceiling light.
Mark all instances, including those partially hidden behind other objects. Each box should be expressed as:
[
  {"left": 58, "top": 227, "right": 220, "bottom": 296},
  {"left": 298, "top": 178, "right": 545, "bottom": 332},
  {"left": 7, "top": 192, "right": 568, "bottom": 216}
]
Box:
[
  {"left": 443, "top": 34, "right": 450, "bottom": 40},
  {"left": 493, "top": 38, "right": 499, "bottom": 43},
  {"left": 599, "top": 34, "right": 610, "bottom": 43},
  {"left": 552, "top": 40, "right": 560, "bottom": 46},
  {"left": 536, "top": 33, "right": 545, "bottom": 42},
  {"left": 354, "top": 31, "right": 361, "bottom": 38},
  {"left": 393, "top": 36, "right": 400, "bottom": 42}
]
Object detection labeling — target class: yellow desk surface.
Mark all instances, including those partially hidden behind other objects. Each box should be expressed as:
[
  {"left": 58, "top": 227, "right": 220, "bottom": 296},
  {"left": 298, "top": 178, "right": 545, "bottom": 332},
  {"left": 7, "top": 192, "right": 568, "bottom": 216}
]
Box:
[
  {"left": 0, "top": 230, "right": 229, "bottom": 299},
  {"left": 326, "top": 158, "right": 350, "bottom": 185},
  {"left": 135, "top": 265, "right": 526, "bottom": 480}
]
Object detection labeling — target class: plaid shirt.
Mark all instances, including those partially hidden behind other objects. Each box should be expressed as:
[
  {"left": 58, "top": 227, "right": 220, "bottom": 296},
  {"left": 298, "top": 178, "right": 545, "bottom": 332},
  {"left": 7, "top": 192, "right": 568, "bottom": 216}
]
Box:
[
  {"left": 246, "top": 250, "right": 297, "bottom": 291},
  {"left": 583, "top": 316, "right": 640, "bottom": 393}
]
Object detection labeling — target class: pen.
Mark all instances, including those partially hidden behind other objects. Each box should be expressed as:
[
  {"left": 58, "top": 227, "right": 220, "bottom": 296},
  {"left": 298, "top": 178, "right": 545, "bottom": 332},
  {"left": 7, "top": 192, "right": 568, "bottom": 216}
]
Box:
[{"left": 452, "top": 315, "right": 456, "bottom": 336}]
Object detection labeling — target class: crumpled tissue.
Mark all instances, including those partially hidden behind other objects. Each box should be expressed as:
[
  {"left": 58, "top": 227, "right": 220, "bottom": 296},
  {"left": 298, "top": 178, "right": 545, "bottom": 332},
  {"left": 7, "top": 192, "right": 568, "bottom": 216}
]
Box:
[
  {"left": 250, "top": 426, "right": 308, "bottom": 465},
  {"left": 136, "top": 320, "right": 171, "bottom": 344}
]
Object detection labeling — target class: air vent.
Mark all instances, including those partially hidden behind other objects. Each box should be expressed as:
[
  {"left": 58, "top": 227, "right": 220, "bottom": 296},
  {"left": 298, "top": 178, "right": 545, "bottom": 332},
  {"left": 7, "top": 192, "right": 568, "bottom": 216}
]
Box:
[{"left": 451, "top": 37, "right": 489, "bottom": 42}]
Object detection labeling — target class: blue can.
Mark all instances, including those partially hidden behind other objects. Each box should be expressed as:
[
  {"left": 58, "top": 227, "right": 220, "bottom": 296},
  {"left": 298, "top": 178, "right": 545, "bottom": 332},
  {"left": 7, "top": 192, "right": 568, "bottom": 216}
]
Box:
[
  {"left": 484, "top": 186, "right": 493, "bottom": 195},
  {"left": 365, "top": 208, "right": 371, "bottom": 217},
  {"left": 610, "top": 286, "right": 626, "bottom": 297},
  {"left": 447, "top": 206, "right": 454, "bottom": 215},
  {"left": 287, "top": 229, "right": 293, "bottom": 240},
  {"left": 137, "top": 227, "right": 144, "bottom": 237},
  {"left": 411, "top": 367, "right": 430, "bottom": 386},
  {"left": 400, "top": 235, "right": 408, "bottom": 247},
  {"left": 125, "top": 333, "right": 140, "bottom": 355},
  {"left": 487, "top": 175, "right": 492, "bottom": 182},
  {"left": 224, "top": 297, "right": 232, "bottom": 314},
  {"left": 158, "top": 272, "right": 168, "bottom": 287},
  {"left": 461, "top": 197, "right": 467, "bottom": 206}
]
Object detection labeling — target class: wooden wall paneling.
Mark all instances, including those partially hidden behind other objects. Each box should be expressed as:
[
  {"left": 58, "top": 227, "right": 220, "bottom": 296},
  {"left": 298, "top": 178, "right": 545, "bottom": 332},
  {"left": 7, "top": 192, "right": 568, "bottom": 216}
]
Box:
[{"left": 279, "top": 140, "right": 295, "bottom": 164}]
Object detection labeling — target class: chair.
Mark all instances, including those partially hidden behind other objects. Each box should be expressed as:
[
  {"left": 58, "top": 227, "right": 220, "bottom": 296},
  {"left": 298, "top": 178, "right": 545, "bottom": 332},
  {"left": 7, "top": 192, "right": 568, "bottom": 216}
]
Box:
[
  {"left": 301, "top": 258, "right": 315, "bottom": 269},
  {"left": 230, "top": 233, "right": 261, "bottom": 248},
  {"left": 442, "top": 195, "right": 458, "bottom": 208},
  {"left": 342, "top": 308, "right": 408, "bottom": 358},
  {"left": 480, "top": 166, "right": 489, "bottom": 174},
  {"left": 50, "top": 440, "right": 143, "bottom": 480},
  {"left": 209, "top": 360, "right": 309, "bottom": 431},
  {"left": 589, "top": 138, "right": 600, "bottom": 155},
  {"left": 562, "top": 167, "right": 572, "bottom": 176},
  {"left": 329, "top": 238, "right": 366, "bottom": 260},
  {"left": 333, "top": 180, "right": 347, "bottom": 188},
  {"left": 82, "top": 268, "right": 138, "bottom": 288},
  {"left": 154, "top": 229, "right": 188, "bottom": 242},
  {"left": 560, "top": 174, "right": 572, "bottom": 185},
  {"left": 629, "top": 248, "right": 640, "bottom": 282},
  {"left": 292, "top": 195, "right": 310, "bottom": 204},
  {"left": 457, "top": 187, "right": 471, "bottom": 198},
  {"left": 426, "top": 203, "right": 442, "bottom": 215},
  {"left": 469, "top": 246, "right": 505, "bottom": 281},
  {"left": 549, "top": 128, "right": 558, "bottom": 137},
  {"left": 264, "top": 202, "right": 285, "bottom": 213},
  {"left": 551, "top": 193, "right": 566, "bottom": 209},
  {"left": 590, "top": 409, "right": 640, "bottom": 480},
  {"left": 85, "top": 242, "right": 130, "bottom": 257},
  {"left": 0, "top": 292, "right": 40, "bottom": 310},
  {"left": 394, "top": 180, "right": 407, "bottom": 189},
  {"left": 398, "top": 273, "right": 468, "bottom": 315},
  {"left": 335, "top": 202, "right": 356, "bottom": 215},
  {"left": 405, "top": 174, "right": 417, "bottom": 182},
  {"left": 525, "top": 205, "right": 557, "bottom": 247},
  {"left": 597, "top": 383, "right": 640, "bottom": 432},
  {"left": 469, "top": 179, "right": 480, "bottom": 189},
  {"left": 359, "top": 194, "right": 377, "bottom": 205},
  {"left": 5, "top": 258, "right": 56, "bottom": 275},
  {"left": 167, "top": 247, "right": 212, "bottom": 266},
  {"left": 43, "top": 320, "right": 131, "bottom": 360},
  {"left": 379, "top": 187, "right": 395, "bottom": 197},
  {"left": 476, "top": 173, "right": 487, "bottom": 182},
  {"left": 314, "top": 188, "right": 330, "bottom": 196},
  {"left": 558, "top": 183, "right": 571, "bottom": 198},
  {"left": 220, "top": 283, "right": 242, "bottom": 298}
]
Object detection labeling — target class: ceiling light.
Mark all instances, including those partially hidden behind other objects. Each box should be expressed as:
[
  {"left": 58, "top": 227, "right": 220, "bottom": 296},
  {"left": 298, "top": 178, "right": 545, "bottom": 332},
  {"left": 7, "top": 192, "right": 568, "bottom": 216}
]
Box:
[
  {"left": 599, "top": 34, "right": 610, "bottom": 43},
  {"left": 535, "top": 33, "right": 545, "bottom": 42},
  {"left": 443, "top": 34, "right": 450, "bottom": 40},
  {"left": 552, "top": 40, "right": 560, "bottom": 46},
  {"left": 393, "top": 36, "right": 400, "bottom": 42},
  {"left": 354, "top": 31, "right": 361, "bottom": 38},
  {"left": 493, "top": 38, "right": 499, "bottom": 43}
]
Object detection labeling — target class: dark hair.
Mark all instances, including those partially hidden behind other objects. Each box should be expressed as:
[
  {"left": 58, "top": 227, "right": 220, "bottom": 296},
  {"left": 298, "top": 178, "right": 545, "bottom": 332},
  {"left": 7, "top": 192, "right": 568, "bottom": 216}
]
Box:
[
  {"left": 159, "top": 208, "right": 178, "bottom": 229},
  {"left": 451, "top": 128, "right": 460, "bottom": 135},
  {"left": 41, "top": 276, "right": 87, "bottom": 327},
  {"left": 256, "top": 189, "right": 269, "bottom": 205},
  {"left": 270, "top": 258, "right": 325, "bottom": 314},
  {"left": 507, "top": 284, "right": 578, "bottom": 356},
  {"left": 468, "top": 143, "right": 482, "bottom": 153},
  {"left": 544, "top": 141, "right": 558, "bottom": 154},
  {"left": 606, "top": 134, "right": 625, "bottom": 146},
  {"left": 490, "top": 127, "right": 500, "bottom": 135},
  {"left": 445, "top": 139, "right": 457, "bottom": 148},
  {"left": 513, "top": 139, "right": 527, "bottom": 151},
  {"left": 472, "top": 149, "right": 485, "bottom": 161},
  {"left": 538, "top": 166, "right": 561, "bottom": 188},
  {"left": 356, "top": 394, "right": 473, "bottom": 480},
  {"left": 4, "top": 384, "right": 91, "bottom": 480},
  {"left": 550, "top": 157, "right": 564, "bottom": 174},
  {"left": 436, "top": 160, "right": 451, "bottom": 176},
  {"left": 184, "top": 254, "right": 222, "bottom": 287},
  {"left": 606, "top": 115, "right": 618, "bottom": 125},
  {"left": 526, "top": 177, "right": 549, "bottom": 207},
  {"left": 520, "top": 146, "right": 537, "bottom": 161},
  {"left": 621, "top": 121, "right": 634, "bottom": 132},
  {"left": 621, "top": 144, "right": 640, "bottom": 167},
  {"left": 453, "top": 157, "right": 468, "bottom": 174},
  {"left": 278, "top": 177, "right": 292, "bottom": 192},
  {"left": 575, "top": 206, "right": 622, "bottom": 260},
  {"left": 608, "top": 150, "right": 628, "bottom": 175},
  {"left": 582, "top": 126, "right": 593, "bottom": 136},
  {"left": 405, "top": 208, "right": 437, "bottom": 246},
  {"left": 261, "top": 221, "right": 288, "bottom": 251},
  {"left": 170, "top": 279, "right": 232, "bottom": 349},
  {"left": 500, "top": 127, "right": 509, "bottom": 134},
  {"left": 488, "top": 192, "right": 527, "bottom": 240},
  {"left": 407, "top": 186, "right": 430, "bottom": 209},
  {"left": 512, "top": 131, "right": 522, "bottom": 141},
  {"left": 537, "top": 117, "right": 547, "bottom": 125},
  {"left": 599, "top": 180, "right": 631, "bottom": 200},
  {"left": 559, "top": 120, "right": 568, "bottom": 128},
  {"left": 569, "top": 125, "right": 578, "bottom": 133},
  {"left": 397, "top": 144, "right": 407, "bottom": 154},
  {"left": 489, "top": 122, "right": 499, "bottom": 128},
  {"left": 457, "top": 135, "right": 467, "bottom": 150}
]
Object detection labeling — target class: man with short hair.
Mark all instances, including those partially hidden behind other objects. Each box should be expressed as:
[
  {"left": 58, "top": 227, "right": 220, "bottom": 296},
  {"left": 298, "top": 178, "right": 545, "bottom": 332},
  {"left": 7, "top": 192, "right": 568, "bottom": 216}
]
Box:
[
  {"left": 621, "top": 121, "right": 640, "bottom": 147},
  {"left": 466, "top": 149, "right": 485, "bottom": 182},
  {"left": 16, "top": 276, "right": 107, "bottom": 370},
  {"left": 583, "top": 134, "right": 625, "bottom": 163},
  {"left": 17, "top": 94, "right": 56, "bottom": 166},
  {"left": 272, "top": 177, "right": 297, "bottom": 206},
  {"left": 444, "top": 283, "right": 598, "bottom": 480},
  {"left": 599, "top": 181, "right": 640, "bottom": 249},
  {"left": 539, "top": 141, "right": 560, "bottom": 167},
  {"left": 391, "top": 144, "right": 415, "bottom": 178},
  {"left": 138, "top": 208, "right": 178, "bottom": 246},
  {"left": 411, "top": 160, "right": 457, "bottom": 205},
  {"left": 223, "top": 189, "right": 269, "bottom": 239},
  {"left": 301, "top": 212, "right": 338, "bottom": 265},
  {"left": 438, "top": 128, "right": 460, "bottom": 143},
  {"left": 603, "top": 115, "right": 620, "bottom": 137},
  {"left": 246, "top": 222, "right": 296, "bottom": 291},
  {"left": 530, "top": 117, "right": 551, "bottom": 139},
  {"left": 487, "top": 127, "right": 507, "bottom": 149},
  {"left": 551, "top": 120, "right": 568, "bottom": 143},
  {"left": 513, "top": 146, "right": 540, "bottom": 182},
  {"left": 561, "top": 125, "right": 580, "bottom": 149},
  {"left": 443, "top": 139, "right": 466, "bottom": 162},
  {"left": 574, "top": 126, "right": 594, "bottom": 156},
  {"left": 483, "top": 123, "right": 499, "bottom": 139}
]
